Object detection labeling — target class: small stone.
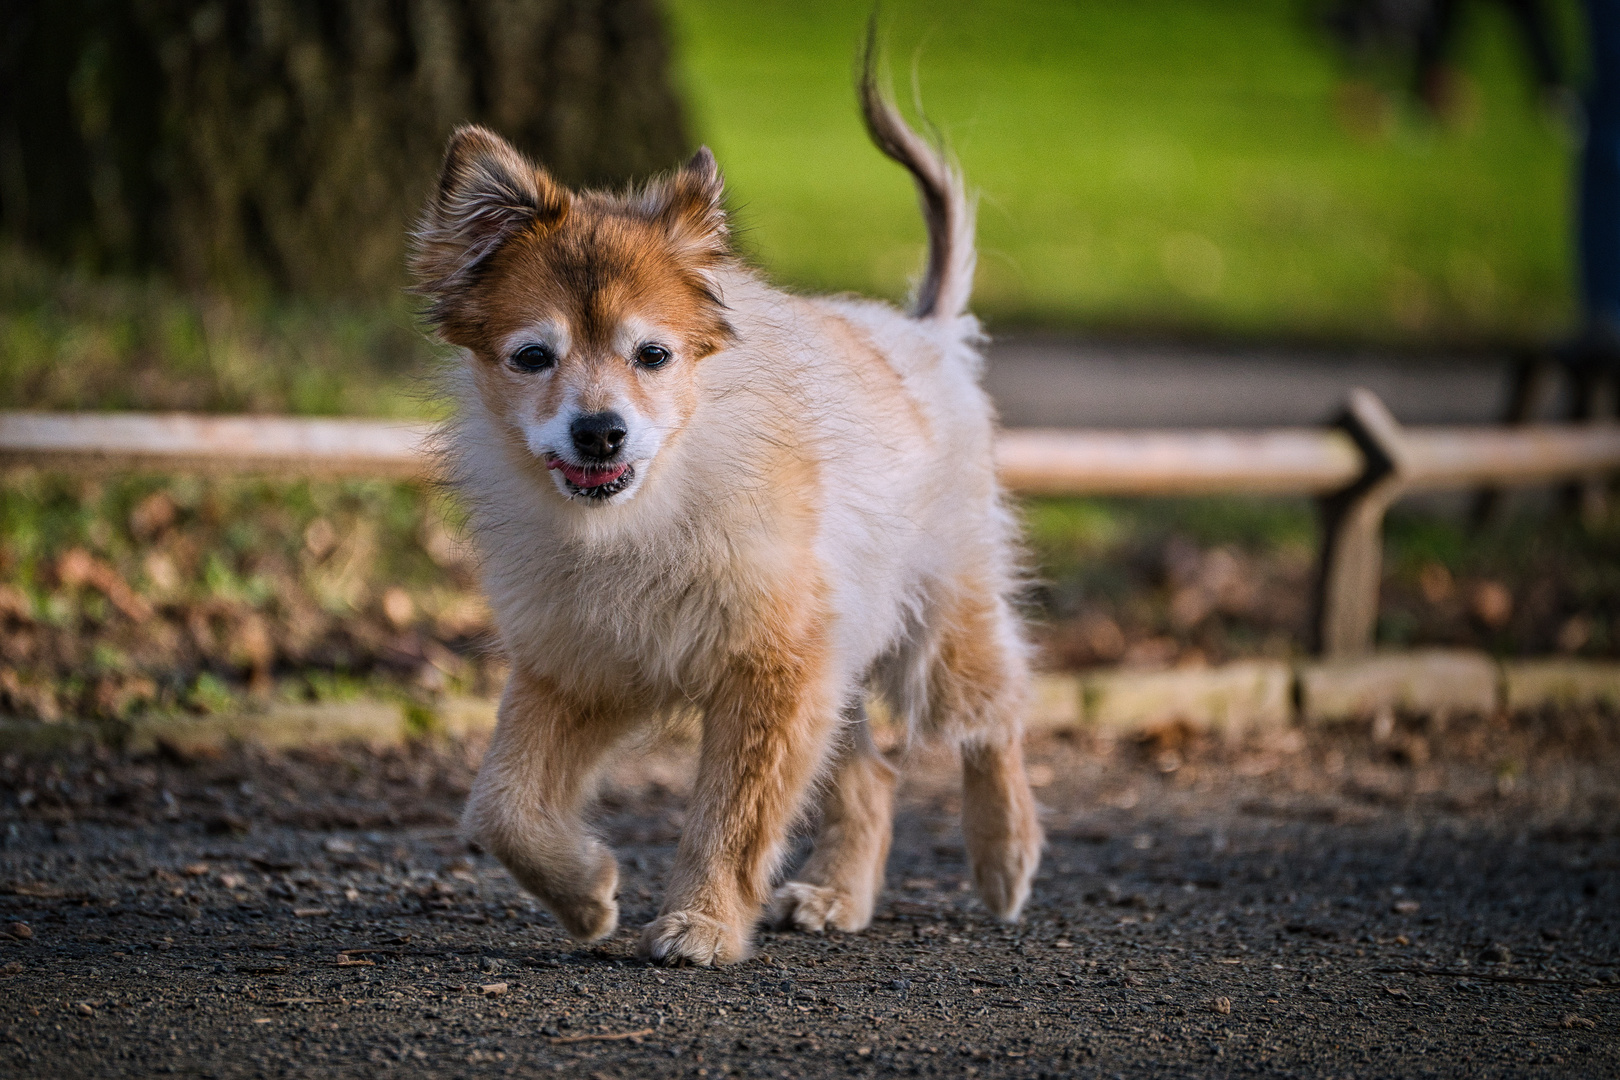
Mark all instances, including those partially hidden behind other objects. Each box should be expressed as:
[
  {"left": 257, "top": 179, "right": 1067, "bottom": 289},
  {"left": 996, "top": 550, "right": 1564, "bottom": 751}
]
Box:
[
  {"left": 76, "top": 1003, "right": 94, "bottom": 1016},
  {"left": 182, "top": 863, "right": 210, "bottom": 877},
  {"left": 1478, "top": 944, "right": 1512, "bottom": 965},
  {"left": 1, "top": 961, "right": 22, "bottom": 975},
  {"left": 218, "top": 873, "right": 245, "bottom": 889},
  {"left": 1212, "top": 997, "right": 1232, "bottom": 1015},
  {"left": 9, "top": 922, "right": 32, "bottom": 940},
  {"left": 1392, "top": 900, "right": 1420, "bottom": 915},
  {"left": 480, "top": 983, "right": 508, "bottom": 997}
]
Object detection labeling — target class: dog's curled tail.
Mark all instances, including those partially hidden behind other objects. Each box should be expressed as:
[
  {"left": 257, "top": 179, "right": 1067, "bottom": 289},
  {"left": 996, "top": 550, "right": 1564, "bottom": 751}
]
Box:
[{"left": 858, "top": 30, "right": 976, "bottom": 323}]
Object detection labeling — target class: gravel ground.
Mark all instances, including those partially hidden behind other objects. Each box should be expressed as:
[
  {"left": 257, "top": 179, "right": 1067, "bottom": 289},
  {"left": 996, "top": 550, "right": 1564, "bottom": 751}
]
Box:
[{"left": 2, "top": 709, "right": 1618, "bottom": 1079}]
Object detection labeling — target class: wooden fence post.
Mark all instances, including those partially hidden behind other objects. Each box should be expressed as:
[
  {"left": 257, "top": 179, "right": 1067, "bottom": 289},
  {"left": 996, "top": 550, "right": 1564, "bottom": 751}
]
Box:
[{"left": 1311, "top": 390, "right": 1407, "bottom": 658}]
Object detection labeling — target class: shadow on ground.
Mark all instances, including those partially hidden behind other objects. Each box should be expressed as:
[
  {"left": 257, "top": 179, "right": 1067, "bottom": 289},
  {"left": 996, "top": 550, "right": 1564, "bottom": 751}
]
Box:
[{"left": 2, "top": 710, "right": 1618, "bottom": 1077}]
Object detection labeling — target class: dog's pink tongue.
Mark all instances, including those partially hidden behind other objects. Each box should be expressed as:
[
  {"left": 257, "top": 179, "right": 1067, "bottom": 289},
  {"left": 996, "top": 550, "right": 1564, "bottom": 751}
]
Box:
[{"left": 550, "top": 459, "right": 628, "bottom": 488}]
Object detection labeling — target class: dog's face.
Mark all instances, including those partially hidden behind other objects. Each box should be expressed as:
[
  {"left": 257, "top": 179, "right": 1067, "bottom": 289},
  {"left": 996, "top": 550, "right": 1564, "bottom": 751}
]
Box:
[{"left": 414, "top": 128, "right": 734, "bottom": 505}]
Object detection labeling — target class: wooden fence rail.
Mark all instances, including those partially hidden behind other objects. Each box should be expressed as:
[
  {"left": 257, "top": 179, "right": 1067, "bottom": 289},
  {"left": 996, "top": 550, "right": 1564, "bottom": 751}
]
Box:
[{"left": 4, "top": 389, "right": 1619, "bottom": 658}]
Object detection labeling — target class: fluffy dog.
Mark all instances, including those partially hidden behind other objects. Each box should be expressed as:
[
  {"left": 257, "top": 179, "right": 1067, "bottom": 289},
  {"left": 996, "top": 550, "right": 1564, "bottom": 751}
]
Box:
[{"left": 410, "top": 52, "right": 1041, "bottom": 966}]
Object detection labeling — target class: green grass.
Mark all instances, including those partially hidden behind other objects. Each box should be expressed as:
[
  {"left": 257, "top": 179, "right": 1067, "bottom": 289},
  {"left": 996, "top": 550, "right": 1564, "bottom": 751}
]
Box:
[
  {"left": 0, "top": 245, "right": 444, "bottom": 417},
  {"left": 667, "top": 0, "right": 1577, "bottom": 344}
]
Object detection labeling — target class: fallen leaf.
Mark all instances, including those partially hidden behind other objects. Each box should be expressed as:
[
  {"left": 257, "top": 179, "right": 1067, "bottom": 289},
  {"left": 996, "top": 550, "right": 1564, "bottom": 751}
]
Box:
[{"left": 56, "top": 547, "right": 153, "bottom": 622}]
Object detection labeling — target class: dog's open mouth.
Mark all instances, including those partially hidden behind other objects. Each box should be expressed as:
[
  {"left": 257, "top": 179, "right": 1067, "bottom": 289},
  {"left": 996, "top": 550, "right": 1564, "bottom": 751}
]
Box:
[{"left": 548, "top": 458, "right": 635, "bottom": 499}]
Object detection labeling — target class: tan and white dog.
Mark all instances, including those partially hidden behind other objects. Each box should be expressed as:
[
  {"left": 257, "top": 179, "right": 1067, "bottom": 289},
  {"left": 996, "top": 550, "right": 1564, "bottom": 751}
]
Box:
[{"left": 411, "top": 53, "right": 1041, "bottom": 966}]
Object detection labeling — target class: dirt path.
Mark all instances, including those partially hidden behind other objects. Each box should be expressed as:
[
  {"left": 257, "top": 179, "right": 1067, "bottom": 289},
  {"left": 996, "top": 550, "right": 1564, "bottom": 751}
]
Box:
[{"left": 2, "top": 711, "right": 1617, "bottom": 1078}]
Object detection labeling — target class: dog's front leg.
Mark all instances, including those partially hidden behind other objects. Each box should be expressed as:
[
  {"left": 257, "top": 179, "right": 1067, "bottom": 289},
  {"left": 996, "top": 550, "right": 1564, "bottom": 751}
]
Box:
[
  {"left": 462, "top": 667, "right": 632, "bottom": 941},
  {"left": 639, "top": 649, "right": 837, "bottom": 966}
]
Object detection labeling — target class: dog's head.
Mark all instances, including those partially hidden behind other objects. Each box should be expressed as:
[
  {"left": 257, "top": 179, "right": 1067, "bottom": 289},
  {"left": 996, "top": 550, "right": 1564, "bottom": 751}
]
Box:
[{"left": 413, "top": 127, "right": 734, "bottom": 505}]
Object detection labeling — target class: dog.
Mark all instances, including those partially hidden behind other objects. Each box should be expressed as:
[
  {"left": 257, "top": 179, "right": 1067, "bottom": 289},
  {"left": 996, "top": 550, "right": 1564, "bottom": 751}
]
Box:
[{"left": 410, "top": 47, "right": 1041, "bottom": 966}]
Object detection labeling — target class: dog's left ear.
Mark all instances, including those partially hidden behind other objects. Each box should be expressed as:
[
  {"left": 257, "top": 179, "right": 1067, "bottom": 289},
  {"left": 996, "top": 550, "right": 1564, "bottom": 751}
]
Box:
[{"left": 641, "top": 147, "right": 730, "bottom": 267}]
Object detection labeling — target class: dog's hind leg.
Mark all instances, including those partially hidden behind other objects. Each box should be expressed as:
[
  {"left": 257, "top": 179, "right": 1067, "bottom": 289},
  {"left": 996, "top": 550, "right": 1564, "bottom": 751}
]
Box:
[
  {"left": 769, "top": 700, "right": 898, "bottom": 933},
  {"left": 461, "top": 667, "right": 636, "bottom": 942},
  {"left": 928, "top": 586, "right": 1043, "bottom": 922},
  {"left": 960, "top": 728, "right": 1041, "bottom": 920}
]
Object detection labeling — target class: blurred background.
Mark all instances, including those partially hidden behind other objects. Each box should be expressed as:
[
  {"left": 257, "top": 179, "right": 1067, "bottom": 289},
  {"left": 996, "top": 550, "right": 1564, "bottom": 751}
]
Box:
[{"left": 1, "top": 0, "right": 1614, "bottom": 728}]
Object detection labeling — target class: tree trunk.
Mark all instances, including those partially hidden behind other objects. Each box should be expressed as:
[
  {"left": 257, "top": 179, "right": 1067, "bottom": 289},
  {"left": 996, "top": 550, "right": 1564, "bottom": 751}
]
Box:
[{"left": 0, "top": 0, "right": 692, "bottom": 299}]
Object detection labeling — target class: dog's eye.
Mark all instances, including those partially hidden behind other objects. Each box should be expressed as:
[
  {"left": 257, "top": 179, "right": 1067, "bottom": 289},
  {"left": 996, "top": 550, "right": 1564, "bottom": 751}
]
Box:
[
  {"left": 636, "top": 344, "right": 671, "bottom": 369},
  {"left": 509, "top": 344, "right": 555, "bottom": 372}
]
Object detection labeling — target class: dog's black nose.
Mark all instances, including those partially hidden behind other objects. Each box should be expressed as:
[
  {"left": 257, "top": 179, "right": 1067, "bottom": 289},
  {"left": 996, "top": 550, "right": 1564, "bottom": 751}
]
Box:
[{"left": 570, "top": 411, "right": 628, "bottom": 460}]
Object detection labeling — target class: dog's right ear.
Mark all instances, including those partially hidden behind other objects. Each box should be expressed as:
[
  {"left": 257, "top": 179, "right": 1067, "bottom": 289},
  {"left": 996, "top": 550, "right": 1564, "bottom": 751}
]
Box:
[{"left": 411, "top": 126, "right": 568, "bottom": 313}]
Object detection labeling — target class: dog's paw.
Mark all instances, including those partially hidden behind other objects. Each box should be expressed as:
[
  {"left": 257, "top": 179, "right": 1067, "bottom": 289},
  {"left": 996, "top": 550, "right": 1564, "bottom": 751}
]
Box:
[
  {"left": 769, "top": 881, "right": 868, "bottom": 933},
  {"left": 543, "top": 847, "right": 620, "bottom": 942},
  {"left": 637, "top": 910, "right": 748, "bottom": 967},
  {"left": 550, "top": 890, "right": 619, "bottom": 942},
  {"left": 970, "top": 836, "right": 1040, "bottom": 922}
]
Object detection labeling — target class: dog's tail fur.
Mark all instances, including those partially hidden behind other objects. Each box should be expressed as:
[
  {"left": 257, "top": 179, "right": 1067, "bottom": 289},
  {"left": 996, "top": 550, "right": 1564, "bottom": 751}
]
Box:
[{"left": 858, "top": 27, "right": 976, "bottom": 323}]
